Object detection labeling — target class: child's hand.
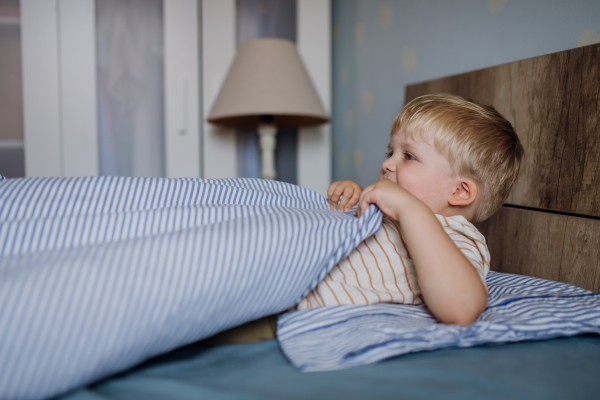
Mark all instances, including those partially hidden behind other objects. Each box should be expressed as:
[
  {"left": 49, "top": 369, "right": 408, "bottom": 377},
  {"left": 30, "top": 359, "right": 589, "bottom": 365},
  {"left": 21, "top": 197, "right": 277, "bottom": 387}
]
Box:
[
  {"left": 356, "top": 179, "right": 419, "bottom": 220},
  {"left": 327, "top": 180, "right": 363, "bottom": 211},
  {"left": 357, "top": 179, "right": 487, "bottom": 325}
]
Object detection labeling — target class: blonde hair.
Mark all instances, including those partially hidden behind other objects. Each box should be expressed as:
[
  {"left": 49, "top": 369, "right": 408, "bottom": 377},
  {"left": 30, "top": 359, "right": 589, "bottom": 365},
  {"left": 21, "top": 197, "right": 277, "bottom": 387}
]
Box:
[{"left": 391, "top": 93, "right": 524, "bottom": 222}]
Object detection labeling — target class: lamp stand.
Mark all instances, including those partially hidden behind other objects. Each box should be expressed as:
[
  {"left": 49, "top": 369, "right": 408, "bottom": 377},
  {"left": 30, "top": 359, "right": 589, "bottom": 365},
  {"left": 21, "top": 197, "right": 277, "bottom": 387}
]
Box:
[{"left": 257, "top": 124, "right": 277, "bottom": 180}]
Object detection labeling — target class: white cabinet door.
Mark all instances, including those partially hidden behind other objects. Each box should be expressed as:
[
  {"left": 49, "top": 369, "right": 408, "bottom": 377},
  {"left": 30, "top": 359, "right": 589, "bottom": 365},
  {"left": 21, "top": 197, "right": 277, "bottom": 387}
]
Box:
[
  {"left": 20, "top": 0, "right": 62, "bottom": 177},
  {"left": 20, "top": 0, "right": 201, "bottom": 178},
  {"left": 164, "top": 0, "right": 202, "bottom": 178},
  {"left": 297, "top": 0, "right": 331, "bottom": 196},
  {"left": 201, "top": 0, "right": 237, "bottom": 180}
]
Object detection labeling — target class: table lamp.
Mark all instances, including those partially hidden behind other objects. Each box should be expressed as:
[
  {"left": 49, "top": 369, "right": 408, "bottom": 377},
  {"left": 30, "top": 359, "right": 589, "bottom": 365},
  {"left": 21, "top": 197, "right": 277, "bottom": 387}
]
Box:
[{"left": 207, "top": 38, "right": 329, "bottom": 180}]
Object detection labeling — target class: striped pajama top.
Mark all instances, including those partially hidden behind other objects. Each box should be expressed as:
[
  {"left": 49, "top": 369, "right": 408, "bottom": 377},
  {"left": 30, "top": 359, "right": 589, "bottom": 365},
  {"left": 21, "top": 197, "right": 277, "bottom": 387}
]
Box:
[{"left": 297, "top": 214, "right": 490, "bottom": 309}]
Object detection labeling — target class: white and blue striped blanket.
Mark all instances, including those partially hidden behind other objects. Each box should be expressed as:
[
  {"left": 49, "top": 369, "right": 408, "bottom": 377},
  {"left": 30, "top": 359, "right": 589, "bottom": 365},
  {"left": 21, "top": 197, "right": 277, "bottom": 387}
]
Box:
[{"left": 0, "top": 176, "right": 382, "bottom": 400}]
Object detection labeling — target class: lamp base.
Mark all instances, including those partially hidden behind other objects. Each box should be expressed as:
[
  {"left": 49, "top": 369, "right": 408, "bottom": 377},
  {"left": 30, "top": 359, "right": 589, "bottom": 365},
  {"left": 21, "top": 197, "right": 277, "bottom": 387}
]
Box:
[{"left": 257, "top": 124, "right": 277, "bottom": 180}]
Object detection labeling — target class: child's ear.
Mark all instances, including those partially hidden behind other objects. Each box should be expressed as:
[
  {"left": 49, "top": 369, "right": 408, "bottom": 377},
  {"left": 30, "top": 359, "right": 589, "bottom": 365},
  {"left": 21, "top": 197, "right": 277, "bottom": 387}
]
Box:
[{"left": 448, "top": 179, "right": 478, "bottom": 207}]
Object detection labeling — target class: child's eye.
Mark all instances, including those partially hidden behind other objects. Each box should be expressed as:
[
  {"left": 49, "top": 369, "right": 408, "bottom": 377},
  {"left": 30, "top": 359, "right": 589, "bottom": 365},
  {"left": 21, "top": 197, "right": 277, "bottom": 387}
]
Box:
[
  {"left": 404, "top": 152, "right": 415, "bottom": 160},
  {"left": 385, "top": 152, "right": 393, "bottom": 159}
]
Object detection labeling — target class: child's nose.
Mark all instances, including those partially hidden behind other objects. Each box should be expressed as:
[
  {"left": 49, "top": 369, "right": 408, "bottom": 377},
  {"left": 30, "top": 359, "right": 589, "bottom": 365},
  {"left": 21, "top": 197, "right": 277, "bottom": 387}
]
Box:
[{"left": 382, "top": 157, "right": 395, "bottom": 171}]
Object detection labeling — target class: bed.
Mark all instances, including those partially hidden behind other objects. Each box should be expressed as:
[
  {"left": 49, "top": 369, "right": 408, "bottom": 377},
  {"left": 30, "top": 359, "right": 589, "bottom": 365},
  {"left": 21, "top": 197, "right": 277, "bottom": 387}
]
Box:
[
  {"left": 47, "top": 42, "right": 600, "bottom": 400},
  {"left": 58, "top": 336, "right": 600, "bottom": 400},
  {"left": 2, "top": 44, "right": 598, "bottom": 400}
]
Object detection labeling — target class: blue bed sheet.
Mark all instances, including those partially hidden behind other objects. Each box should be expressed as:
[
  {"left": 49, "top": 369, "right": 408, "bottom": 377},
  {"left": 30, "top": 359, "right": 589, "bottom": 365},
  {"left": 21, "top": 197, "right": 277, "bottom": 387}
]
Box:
[{"left": 59, "top": 335, "right": 600, "bottom": 400}]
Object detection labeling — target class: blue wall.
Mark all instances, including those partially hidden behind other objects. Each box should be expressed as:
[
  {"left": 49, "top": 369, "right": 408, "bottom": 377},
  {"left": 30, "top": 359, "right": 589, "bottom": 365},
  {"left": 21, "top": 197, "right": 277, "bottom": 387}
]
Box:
[{"left": 332, "top": 0, "right": 600, "bottom": 188}]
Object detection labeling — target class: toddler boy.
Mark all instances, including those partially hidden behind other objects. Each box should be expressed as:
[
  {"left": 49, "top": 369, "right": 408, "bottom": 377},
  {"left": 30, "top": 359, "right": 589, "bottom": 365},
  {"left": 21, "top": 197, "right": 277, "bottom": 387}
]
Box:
[
  {"left": 207, "top": 93, "right": 523, "bottom": 344},
  {"left": 297, "top": 93, "right": 523, "bottom": 326}
]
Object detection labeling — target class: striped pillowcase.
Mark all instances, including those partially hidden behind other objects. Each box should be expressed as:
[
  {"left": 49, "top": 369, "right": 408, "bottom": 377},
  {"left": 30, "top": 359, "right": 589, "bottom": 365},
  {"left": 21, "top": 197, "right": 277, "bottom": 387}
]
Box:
[{"left": 278, "top": 271, "right": 600, "bottom": 372}]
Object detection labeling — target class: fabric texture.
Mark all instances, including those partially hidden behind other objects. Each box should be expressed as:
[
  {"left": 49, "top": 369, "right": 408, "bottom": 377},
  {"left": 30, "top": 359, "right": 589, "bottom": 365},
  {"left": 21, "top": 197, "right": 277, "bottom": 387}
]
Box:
[
  {"left": 0, "top": 177, "right": 382, "bottom": 400},
  {"left": 298, "top": 215, "right": 489, "bottom": 309},
  {"left": 279, "top": 271, "right": 600, "bottom": 372}
]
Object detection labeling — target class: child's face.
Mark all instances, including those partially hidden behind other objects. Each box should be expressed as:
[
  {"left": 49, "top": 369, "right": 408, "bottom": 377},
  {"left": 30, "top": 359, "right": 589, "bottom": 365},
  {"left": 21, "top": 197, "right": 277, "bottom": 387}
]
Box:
[{"left": 379, "top": 127, "right": 458, "bottom": 215}]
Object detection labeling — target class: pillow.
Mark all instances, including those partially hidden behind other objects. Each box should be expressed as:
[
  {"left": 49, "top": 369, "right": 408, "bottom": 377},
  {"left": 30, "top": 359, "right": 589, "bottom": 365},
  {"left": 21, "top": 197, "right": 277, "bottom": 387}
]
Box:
[{"left": 278, "top": 271, "right": 600, "bottom": 372}]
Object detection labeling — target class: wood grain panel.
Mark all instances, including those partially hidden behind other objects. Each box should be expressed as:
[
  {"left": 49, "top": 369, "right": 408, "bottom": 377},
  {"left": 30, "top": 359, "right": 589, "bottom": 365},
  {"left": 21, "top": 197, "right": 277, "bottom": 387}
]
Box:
[
  {"left": 406, "top": 43, "right": 600, "bottom": 217},
  {"left": 476, "top": 207, "right": 600, "bottom": 292},
  {"left": 477, "top": 208, "right": 566, "bottom": 282},
  {"left": 560, "top": 217, "right": 600, "bottom": 292}
]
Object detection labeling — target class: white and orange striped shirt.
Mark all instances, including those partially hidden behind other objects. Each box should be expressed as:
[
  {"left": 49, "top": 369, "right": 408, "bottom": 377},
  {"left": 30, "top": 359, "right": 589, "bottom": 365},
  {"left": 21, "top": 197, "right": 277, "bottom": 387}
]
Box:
[{"left": 297, "top": 215, "right": 490, "bottom": 310}]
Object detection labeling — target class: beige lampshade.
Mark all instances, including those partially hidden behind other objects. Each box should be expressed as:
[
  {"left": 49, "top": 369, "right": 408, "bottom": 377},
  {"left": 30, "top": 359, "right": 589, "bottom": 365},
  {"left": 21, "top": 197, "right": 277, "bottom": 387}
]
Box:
[{"left": 207, "top": 38, "right": 329, "bottom": 128}]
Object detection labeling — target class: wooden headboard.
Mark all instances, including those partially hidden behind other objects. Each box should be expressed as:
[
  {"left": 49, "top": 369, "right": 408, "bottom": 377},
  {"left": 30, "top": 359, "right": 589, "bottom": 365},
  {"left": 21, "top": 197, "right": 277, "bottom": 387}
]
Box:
[{"left": 405, "top": 43, "right": 600, "bottom": 292}]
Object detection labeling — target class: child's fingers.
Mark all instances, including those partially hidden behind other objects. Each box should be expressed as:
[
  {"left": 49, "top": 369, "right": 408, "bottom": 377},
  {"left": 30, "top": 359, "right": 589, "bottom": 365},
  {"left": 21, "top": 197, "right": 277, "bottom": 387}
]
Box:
[
  {"left": 356, "top": 186, "right": 370, "bottom": 217},
  {"left": 337, "top": 187, "right": 356, "bottom": 211},
  {"left": 328, "top": 181, "right": 363, "bottom": 211},
  {"left": 327, "top": 182, "right": 341, "bottom": 209},
  {"left": 357, "top": 185, "right": 378, "bottom": 217},
  {"left": 346, "top": 191, "right": 361, "bottom": 211}
]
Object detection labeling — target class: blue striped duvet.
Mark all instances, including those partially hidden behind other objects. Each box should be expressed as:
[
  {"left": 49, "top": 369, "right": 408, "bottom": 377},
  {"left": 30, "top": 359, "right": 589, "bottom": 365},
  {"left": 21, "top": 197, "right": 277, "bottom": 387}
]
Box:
[{"left": 0, "top": 176, "right": 381, "bottom": 400}]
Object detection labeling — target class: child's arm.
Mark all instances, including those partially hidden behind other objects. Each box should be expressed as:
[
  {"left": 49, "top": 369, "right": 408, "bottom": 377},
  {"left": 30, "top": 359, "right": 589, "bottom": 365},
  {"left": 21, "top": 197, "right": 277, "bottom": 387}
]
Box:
[
  {"left": 357, "top": 180, "right": 487, "bottom": 326},
  {"left": 327, "top": 180, "right": 363, "bottom": 211}
]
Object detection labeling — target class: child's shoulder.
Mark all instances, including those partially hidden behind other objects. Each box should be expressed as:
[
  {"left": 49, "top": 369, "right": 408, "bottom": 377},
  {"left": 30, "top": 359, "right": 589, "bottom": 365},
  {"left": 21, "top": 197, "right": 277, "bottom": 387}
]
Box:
[{"left": 435, "top": 214, "right": 485, "bottom": 244}]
